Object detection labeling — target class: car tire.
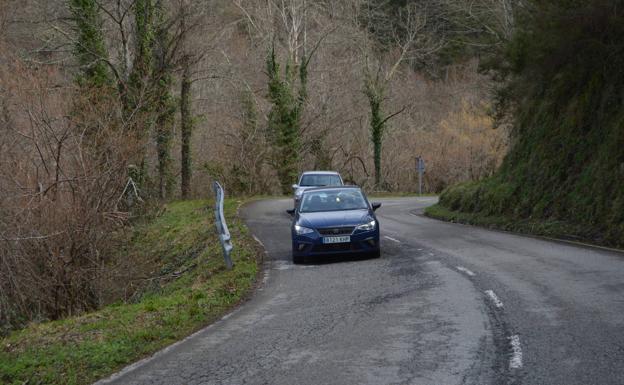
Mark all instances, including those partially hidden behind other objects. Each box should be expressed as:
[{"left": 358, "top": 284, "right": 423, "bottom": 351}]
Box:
[
  {"left": 371, "top": 249, "right": 381, "bottom": 259},
  {"left": 293, "top": 254, "right": 305, "bottom": 264}
]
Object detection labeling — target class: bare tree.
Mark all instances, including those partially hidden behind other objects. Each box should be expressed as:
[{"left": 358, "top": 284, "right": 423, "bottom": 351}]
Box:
[
  {"left": 358, "top": 1, "right": 443, "bottom": 188},
  {"left": 234, "top": 0, "right": 334, "bottom": 193},
  {"left": 0, "top": 57, "right": 139, "bottom": 328}
]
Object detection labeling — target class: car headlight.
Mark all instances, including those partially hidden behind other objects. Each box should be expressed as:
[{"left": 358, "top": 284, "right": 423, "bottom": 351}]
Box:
[
  {"left": 294, "top": 225, "right": 315, "bottom": 235},
  {"left": 356, "top": 220, "right": 376, "bottom": 231}
]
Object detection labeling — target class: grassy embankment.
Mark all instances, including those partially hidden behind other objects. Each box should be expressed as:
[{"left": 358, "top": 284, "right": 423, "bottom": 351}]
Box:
[
  {"left": 426, "top": 89, "right": 624, "bottom": 247},
  {"left": 427, "top": 2, "right": 624, "bottom": 249},
  {"left": 1, "top": 199, "right": 261, "bottom": 385},
  {"left": 426, "top": 195, "right": 594, "bottom": 244}
]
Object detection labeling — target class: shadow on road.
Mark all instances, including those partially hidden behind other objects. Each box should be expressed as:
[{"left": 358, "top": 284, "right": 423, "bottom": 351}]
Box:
[{"left": 297, "top": 252, "right": 380, "bottom": 266}]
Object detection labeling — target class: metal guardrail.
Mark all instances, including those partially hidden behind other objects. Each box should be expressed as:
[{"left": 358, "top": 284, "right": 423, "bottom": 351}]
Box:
[{"left": 213, "top": 181, "right": 233, "bottom": 270}]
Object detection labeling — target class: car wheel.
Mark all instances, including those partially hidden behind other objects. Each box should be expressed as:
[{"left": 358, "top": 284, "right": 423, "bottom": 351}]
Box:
[
  {"left": 371, "top": 249, "right": 381, "bottom": 259},
  {"left": 293, "top": 254, "right": 305, "bottom": 264}
]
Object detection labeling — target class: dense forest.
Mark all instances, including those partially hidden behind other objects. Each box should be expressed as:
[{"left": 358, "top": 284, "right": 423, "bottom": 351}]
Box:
[
  {"left": 0, "top": 0, "right": 513, "bottom": 332},
  {"left": 3, "top": 2, "right": 624, "bottom": 383},
  {"left": 9, "top": 0, "right": 622, "bottom": 336}
]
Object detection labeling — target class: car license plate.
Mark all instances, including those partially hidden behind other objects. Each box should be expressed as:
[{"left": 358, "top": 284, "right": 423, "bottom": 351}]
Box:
[{"left": 323, "top": 236, "right": 350, "bottom": 244}]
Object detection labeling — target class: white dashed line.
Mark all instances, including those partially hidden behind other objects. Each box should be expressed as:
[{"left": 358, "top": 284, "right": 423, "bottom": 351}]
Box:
[
  {"left": 485, "top": 290, "right": 504, "bottom": 308},
  {"left": 384, "top": 236, "right": 401, "bottom": 243},
  {"left": 509, "top": 335, "right": 523, "bottom": 369},
  {"left": 456, "top": 266, "right": 476, "bottom": 276}
]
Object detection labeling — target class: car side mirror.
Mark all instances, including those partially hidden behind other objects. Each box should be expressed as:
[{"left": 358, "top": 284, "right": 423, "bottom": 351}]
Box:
[
  {"left": 371, "top": 202, "right": 381, "bottom": 211},
  {"left": 286, "top": 208, "right": 295, "bottom": 215},
  {"left": 292, "top": 184, "right": 299, "bottom": 190}
]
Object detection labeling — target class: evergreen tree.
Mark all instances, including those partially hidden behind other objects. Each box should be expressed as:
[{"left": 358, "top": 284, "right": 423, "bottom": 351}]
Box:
[
  {"left": 126, "top": 0, "right": 156, "bottom": 194},
  {"left": 127, "top": 0, "right": 155, "bottom": 117},
  {"left": 153, "top": 0, "right": 176, "bottom": 199},
  {"left": 364, "top": 76, "right": 385, "bottom": 189},
  {"left": 266, "top": 45, "right": 308, "bottom": 195},
  {"left": 68, "top": 0, "right": 111, "bottom": 87},
  {"left": 180, "top": 55, "right": 193, "bottom": 199}
]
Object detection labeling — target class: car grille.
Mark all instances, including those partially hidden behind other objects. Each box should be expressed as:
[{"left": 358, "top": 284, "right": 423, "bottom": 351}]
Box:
[
  {"left": 312, "top": 243, "right": 362, "bottom": 252},
  {"left": 317, "top": 226, "right": 355, "bottom": 236}
]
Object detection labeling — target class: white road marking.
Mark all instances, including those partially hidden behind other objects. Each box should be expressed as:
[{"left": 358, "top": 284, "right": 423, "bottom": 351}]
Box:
[
  {"left": 272, "top": 261, "right": 316, "bottom": 270},
  {"left": 456, "top": 266, "right": 476, "bottom": 276},
  {"left": 384, "top": 236, "right": 401, "bottom": 243},
  {"left": 273, "top": 261, "right": 293, "bottom": 270},
  {"left": 509, "top": 335, "right": 523, "bottom": 369},
  {"left": 485, "top": 290, "right": 504, "bottom": 308}
]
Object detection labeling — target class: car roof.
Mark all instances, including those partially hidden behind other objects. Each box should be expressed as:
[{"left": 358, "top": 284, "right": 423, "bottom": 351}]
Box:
[
  {"left": 302, "top": 186, "right": 361, "bottom": 193},
  {"left": 300, "top": 171, "right": 340, "bottom": 175}
]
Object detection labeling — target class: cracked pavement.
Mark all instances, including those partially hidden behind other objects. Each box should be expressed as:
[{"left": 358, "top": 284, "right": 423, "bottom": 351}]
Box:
[{"left": 98, "top": 197, "right": 624, "bottom": 385}]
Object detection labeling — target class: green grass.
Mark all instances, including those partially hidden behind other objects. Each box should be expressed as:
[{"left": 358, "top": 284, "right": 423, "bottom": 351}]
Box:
[
  {"left": 425, "top": 203, "right": 603, "bottom": 246},
  {"left": 0, "top": 199, "right": 260, "bottom": 385}
]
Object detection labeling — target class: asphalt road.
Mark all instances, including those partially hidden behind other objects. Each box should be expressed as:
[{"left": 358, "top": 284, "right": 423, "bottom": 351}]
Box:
[{"left": 98, "top": 197, "right": 624, "bottom": 385}]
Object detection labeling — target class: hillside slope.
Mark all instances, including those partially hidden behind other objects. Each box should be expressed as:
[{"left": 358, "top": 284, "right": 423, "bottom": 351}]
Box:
[
  {"left": 1, "top": 200, "right": 260, "bottom": 385},
  {"left": 431, "top": 1, "right": 624, "bottom": 248}
]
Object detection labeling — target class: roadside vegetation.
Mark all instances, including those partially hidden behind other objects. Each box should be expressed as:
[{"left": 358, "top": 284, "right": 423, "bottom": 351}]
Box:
[
  {"left": 430, "top": 0, "right": 624, "bottom": 249},
  {"left": 1, "top": 0, "right": 511, "bottom": 335},
  {"left": 426, "top": 203, "right": 593, "bottom": 245},
  {"left": 0, "top": 199, "right": 260, "bottom": 385},
  {"left": 8, "top": 1, "right": 622, "bottom": 381}
]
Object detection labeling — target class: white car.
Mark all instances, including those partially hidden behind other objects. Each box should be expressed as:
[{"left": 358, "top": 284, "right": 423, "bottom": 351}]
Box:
[{"left": 292, "top": 171, "right": 344, "bottom": 208}]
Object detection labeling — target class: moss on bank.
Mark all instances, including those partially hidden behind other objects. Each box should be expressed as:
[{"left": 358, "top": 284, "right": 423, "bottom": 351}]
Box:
[
  {"left": 425, "top": 203, "right": 596, "bottom": 245},
  {"left": 435, "top": 2, "right": 624, "bottom": 248}
]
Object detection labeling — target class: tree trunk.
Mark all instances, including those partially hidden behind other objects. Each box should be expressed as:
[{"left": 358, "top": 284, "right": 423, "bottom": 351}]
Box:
[
  {"left": 366, "top": 83, "right": 384, "bottom": 189},
  {"left": 154, "top": 1, "right": 175, "bottom": 200},
  {"left": 155, "top": 84, "right": 174, "bottom": 199},
  {"left": 180, "top": 58, "right": 192, "bottom": 199}
]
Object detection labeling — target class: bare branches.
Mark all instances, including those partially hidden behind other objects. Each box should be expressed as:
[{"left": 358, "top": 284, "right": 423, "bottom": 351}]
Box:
[
  {"left": 0, "top": 37, "right": 143, "bottom": 328},
  {"left": 379, "top": 105, "right": 406, "bottom": 127}
]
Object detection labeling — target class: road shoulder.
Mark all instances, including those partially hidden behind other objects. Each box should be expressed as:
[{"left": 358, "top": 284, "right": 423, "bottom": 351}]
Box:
[{"left": 425, "top": 204, "right": 624, "bottom": 255}]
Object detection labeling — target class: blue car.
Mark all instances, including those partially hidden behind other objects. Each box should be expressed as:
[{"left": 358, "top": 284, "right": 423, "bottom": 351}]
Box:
[{"left": 288, "top": 186, "right": 381, "bottom": 264}]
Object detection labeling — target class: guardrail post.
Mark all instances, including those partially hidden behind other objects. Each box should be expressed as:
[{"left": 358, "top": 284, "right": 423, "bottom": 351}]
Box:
[{"left": 213, "top": 181, "right": 234, "bottom": 270}]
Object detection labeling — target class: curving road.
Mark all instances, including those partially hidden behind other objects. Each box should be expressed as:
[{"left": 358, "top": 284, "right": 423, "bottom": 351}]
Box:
[{"left": 98, "top": 197, "right": 624, "bottom": 385}]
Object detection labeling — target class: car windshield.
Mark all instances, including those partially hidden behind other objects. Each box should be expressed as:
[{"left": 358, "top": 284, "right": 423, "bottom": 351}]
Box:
[
  {"left": 299, "top": 174, "right": 342, "bottom": 187},
  {"left": 300, "top": 189, "right": 368, "bottom": 213}
]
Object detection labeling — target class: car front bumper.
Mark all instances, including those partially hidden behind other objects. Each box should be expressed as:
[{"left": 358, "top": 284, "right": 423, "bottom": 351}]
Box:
[{"left": 292, "top": 229, "right": 380, "bottom": 257}]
